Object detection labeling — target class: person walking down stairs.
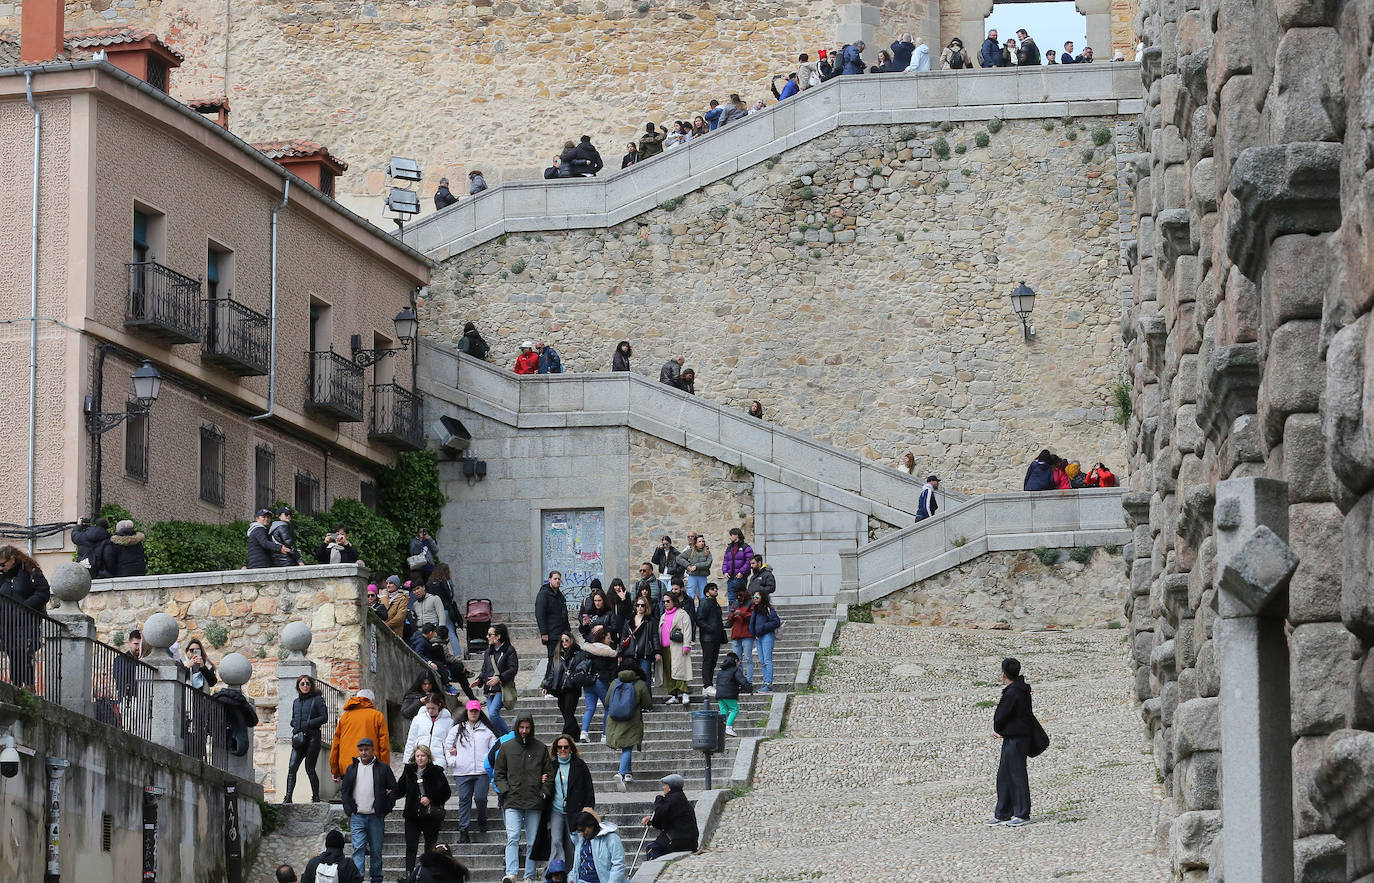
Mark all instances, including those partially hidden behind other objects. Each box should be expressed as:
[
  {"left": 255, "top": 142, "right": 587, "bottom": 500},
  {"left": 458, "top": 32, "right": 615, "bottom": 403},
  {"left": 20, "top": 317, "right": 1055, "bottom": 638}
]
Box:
[
  {"left": 493, "top": 712, "right": 552, "bottom": 883},
  {"left": 605, "top": 667, "right": 652, "bottom": 791}
]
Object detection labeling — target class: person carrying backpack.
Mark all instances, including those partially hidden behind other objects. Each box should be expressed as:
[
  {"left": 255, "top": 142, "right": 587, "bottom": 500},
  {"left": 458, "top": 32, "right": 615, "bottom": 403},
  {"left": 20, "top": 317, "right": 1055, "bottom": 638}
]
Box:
[
  {"left": 941, "top": 37, "right": 970, "bottom": 69},
  {"left": 300, "top": 828, "right": 363, "bottom": 883},
  {"left": 604, "top": 667, "right": 652, "bottom": 791},
  {"left": 985, "top": 657, "right": 1047, "bottom": 828}
]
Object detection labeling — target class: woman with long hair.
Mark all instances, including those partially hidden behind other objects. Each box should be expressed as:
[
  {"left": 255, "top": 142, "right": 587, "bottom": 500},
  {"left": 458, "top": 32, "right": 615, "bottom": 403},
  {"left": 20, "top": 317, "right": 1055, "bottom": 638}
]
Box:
[
  {"left": 620, "top": 594, "right": 661, "bottom": 700},
  {"left": 395, "top": 743, "right": 452, "bottom": 879},
  {"left": 543, "top": 631, "right": 584, "bottom": 738},
  {"left": 443, "top": 700, "right": 498, "bottom": 841},
  {"left": 578, "top": 589, "right": 619, "bottom": 643},
  {"left": 0, "top": 545, "right": 50, "bottom": 688},
  {"left": 472, "top": 622, "right": 517, "bottom": 734},
  {"left": 284, "top": 674, "right": 327, "bottom": 803},
  {"left": 749, "top": 590, "right": 783, "bottom": 693},
  {"left": 403, "top": 693, "right": 455, "bottom": 774},
  {"left": 183, "top": 637, "right": 218, "bottom": 691},
  {"left": 678, "top": 535, "right": 712, "bottom": 605},
  {"left": 547, "top": 733, "right": 596, "bottom": 867},
  {"left": 612, "top": 340, "right": 632, "bottom": 372}
]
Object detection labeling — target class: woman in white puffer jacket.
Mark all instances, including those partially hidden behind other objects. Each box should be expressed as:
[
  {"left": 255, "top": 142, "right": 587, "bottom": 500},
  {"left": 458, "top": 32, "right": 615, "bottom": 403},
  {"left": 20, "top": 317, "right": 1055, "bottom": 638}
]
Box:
[
  {"left": 444, "top": 699, "right": 500, "bottom": 841},
  {"left": 402, "top": 694, "right": 454, "bottom": 773}
]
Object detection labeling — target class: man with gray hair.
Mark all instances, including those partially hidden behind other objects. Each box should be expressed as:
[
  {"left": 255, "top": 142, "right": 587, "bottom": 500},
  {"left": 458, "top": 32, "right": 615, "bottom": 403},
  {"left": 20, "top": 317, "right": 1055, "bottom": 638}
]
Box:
[{"left": 890, "top": 33, "right": 916, "bottom": 70}]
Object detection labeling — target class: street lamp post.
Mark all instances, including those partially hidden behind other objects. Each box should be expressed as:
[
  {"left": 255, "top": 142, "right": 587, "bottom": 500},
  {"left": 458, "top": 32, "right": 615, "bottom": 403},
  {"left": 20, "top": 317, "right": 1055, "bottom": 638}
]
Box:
[{"left": 84, "top": 347, "right": 164, "bottom": 518}]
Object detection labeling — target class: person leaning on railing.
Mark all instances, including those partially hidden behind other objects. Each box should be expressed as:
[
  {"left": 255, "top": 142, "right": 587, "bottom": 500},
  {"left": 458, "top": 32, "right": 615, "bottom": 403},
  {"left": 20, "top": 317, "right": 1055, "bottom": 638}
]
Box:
[{"left": 0, "top": 545, "right": 51, "bottom": 688}]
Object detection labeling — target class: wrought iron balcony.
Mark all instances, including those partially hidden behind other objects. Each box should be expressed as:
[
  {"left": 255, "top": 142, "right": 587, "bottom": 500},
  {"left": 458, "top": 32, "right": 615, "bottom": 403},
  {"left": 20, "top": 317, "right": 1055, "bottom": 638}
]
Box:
[
  {"left": 203, "top": 295, "right": 270, "bottom": 376},
  {"left": 370, "top": 383, "right": 424, "bottom": 450},
  {"left": 125, "top": 261, "right": 202, "bottom": 343},
  {"left": 306, "top": 350, "right": 364, "bottom": 422}
]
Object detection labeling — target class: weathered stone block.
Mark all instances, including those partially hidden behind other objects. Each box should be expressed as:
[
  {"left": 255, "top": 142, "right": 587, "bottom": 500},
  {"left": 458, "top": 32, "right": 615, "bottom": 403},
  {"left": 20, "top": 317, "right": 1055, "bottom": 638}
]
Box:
[
  {"left": 1289, "top": 503, "right": 1345, "bottom": 623},
  {"left": 1292, "top": 622, "right": 1356, "bottom": 736},
  {"left": 1177, "top": 750, "right": 1221, "bottom": 810},
  {"left": 1170, "top": 809, "right": 1223, "bottom": 869},
  {"left": 1352, "top": 648, "right": 1374, "bottom": 732},
  {"left": 1324, "top": 314, "right": 1374, "bottom": 505},
  {"left": 1295, "top": 735, "right": 1337, "bottom": 838},
  {"left": 1195, "top": 639, "right": 1220, "bottom": 697},
  {"left": 1265, "top": 28, "right": 1345, "bottom": 145},
  {"left": 1225, "top": 143, "right": 1343, "bottom": 281},
  {"left": 1257, "top": 321, "right": 1322, "bottom": 448},
  {"left": 1282, "top": 414, "right": 1332, "bottom": 503},
  {"left": 1275, "top": 0, "right": 1337, "bottom": 25},
  {"left": 1343, "top": 493, "right": 1374, "bottom": 641},
  {"left": 1175, "top": 696, "right": 1221, "bottom": 758},
  {"left": 1293, "top": 834, "right": 1345, "bottom": 882},
  {"left": 1214, "top": 75, "right": 1263, "bottom": 176},
  {"left": 1262, "top": 233, "right": 1331, "bottom": 337}
]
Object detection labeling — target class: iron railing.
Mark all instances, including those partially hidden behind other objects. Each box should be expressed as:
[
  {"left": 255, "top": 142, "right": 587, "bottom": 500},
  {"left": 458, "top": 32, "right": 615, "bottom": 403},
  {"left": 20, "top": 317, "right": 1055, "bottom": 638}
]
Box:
[
  {"left": 319, "top": 680, "right": 347, "bottom": 741},
  {"left": 126, "top": 261, "right": 202, "bottom": 343},
  {"left": 305, "top": 350, "right": 364, "bottom": 422},
  {"left": 369, "top": 383, "right": 424, "bottom": 450},
  {"left": 203, "top": 296, "right": 271, "bottom": 375},
  {"left": 182, "top": 683, "right": 230, "bottom": 769},
  {"left": 88, "top": 638, "right": 156, "bottom": 743},
  {"left": 0, "top": 595, "right": 63, "bottom": 704}
]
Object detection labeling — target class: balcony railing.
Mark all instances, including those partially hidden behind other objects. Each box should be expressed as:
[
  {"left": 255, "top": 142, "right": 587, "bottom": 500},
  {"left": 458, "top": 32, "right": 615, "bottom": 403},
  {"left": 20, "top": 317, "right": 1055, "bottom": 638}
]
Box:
[
  {"left": 306, "top": 350, "right": 364, "bottom": 422},
  {"left": 203, "top": 295, "right": 270, "bottom": 375},
  {"left": 126, "top": 261, "right": 202, "bottom": 343},
  {"left": 369, "top": 383, "right": 424, "bottom": 450},
  {"left": 182, "top": 683, "right": 230, "bottom": 769},
  {"left": 88, "top": 637, "right": 156, "bottom": 743}
]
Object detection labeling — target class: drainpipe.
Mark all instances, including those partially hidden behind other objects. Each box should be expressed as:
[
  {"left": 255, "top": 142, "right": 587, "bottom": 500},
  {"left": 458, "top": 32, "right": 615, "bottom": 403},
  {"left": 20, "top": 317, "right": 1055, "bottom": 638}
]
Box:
[
  {"left": 25, "top": 71, "right": 40, "bottom": 554},
  {"left": 252, "top": 177, "right": 290, "bottom": 421}
]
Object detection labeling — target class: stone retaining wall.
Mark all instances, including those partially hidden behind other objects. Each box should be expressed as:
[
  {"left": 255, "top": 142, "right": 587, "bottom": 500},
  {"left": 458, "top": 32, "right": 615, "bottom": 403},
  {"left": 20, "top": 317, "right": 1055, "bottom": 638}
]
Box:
[{"left": 1122, "top": 0, "right": 1371, "bottom": 878}]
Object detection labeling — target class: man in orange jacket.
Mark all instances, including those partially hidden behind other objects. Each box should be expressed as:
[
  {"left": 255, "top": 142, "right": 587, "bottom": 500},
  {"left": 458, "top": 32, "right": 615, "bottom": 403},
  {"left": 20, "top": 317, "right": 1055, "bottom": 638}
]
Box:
[{"left": 330, "top": 689, "right": 390, "bottom": 780}]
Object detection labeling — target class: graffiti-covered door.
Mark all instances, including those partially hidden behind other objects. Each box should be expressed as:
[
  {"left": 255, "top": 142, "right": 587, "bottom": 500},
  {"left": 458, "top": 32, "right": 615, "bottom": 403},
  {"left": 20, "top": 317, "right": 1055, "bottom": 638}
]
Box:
[{"left": 541, "top": 509, "right": 605, "bottom": 612}]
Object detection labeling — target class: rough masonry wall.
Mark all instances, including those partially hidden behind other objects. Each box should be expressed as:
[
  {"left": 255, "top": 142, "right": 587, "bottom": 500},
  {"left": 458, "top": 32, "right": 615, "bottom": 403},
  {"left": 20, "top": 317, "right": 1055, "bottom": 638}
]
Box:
[
  {"left": 629, "top": 430, "right": 755, "bottom": 562},
  {"left": 1122, "top": 0, "right": 1368, "bottom": 877},
  {"left": 425, "top": 118, "right": 1135, "bottom": 495},
  {"left": 871, "top": 545, "right": 1129, "bottom": 628}
]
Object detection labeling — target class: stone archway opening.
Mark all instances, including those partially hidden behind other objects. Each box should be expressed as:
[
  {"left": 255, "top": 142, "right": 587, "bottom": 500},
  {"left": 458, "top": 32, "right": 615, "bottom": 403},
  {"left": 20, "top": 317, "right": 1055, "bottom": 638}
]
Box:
[
  {"left": 984, "top": 2, "right": 1088, "bottom": 62},
  {"left": 952, "top": 0, "right": 1111, "bottom": 63}
]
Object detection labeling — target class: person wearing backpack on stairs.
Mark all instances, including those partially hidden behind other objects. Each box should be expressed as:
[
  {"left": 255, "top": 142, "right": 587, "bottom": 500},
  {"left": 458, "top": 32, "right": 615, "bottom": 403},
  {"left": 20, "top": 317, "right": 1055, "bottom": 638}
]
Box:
[
  {"left": 577, "top": 626, "right": 621, "bottom": 741},
  {"left": 300, "top": 829, "right": 362, "bottom": 883},
  {"left": 986, "top": 657, "right": 1036, "bottom": 828},
  {"left": 605, "top": 667, "right": 652, "bottom": 791}
]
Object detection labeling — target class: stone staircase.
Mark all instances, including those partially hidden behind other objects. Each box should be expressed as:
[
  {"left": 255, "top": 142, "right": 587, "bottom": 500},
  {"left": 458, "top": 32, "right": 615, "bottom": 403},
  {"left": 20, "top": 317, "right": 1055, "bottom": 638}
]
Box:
[{"left": 377, "top": 603, "right": 835, "bottom": 881}]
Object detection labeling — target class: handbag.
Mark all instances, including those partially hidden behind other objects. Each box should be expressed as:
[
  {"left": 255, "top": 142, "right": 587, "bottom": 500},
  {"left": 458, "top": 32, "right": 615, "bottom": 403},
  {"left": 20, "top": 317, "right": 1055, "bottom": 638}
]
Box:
[
  {"left": 670, "top": 627, "right": 685, "bottom": 643},
  {"left": 291, "top": 732, "right": 307, "bottom": 751},
  {"left": 407, "top": 553, "right": 429, "bottom": 569},
  {"left": 417, "top": 774, "right": 446, "bottom": 823},
  {"left": 1028, "top": 715, "right": 1051, "bottom": 757}
]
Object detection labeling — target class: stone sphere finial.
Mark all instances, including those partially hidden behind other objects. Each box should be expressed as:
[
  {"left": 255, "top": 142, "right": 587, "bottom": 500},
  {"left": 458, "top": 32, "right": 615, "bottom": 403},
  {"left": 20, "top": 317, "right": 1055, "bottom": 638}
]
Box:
[
  {"left": 219, "top": 652, "right": 252, "bottom": 687},
  {"left": 142, "top": 612, "right": 180, "bottom": 653},
  {"left": 281, "top": 622, "right": 313, "bottom": 658},
  {"left": 50, "top": 562, "right": 92, "bottom": 613}
]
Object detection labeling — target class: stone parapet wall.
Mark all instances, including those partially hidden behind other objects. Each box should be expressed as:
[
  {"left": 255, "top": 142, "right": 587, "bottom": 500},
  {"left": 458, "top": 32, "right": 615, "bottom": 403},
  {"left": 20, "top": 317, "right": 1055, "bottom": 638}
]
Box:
[
  {"left": 871, "top": 545, "right": 1129, "bottom": 628},
  {"left": 423, "top": 113, "right": 1136, "bottom": 495},
  {"left": 1121, "top": 0, "right": 1369, "bottom": 877}
]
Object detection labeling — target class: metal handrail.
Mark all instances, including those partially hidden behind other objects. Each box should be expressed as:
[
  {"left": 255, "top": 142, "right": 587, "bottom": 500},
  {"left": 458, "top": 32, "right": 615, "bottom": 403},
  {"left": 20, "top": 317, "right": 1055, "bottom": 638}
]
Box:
[
  {"left": 369, "top": 382, "right": 424, "bottom": 448},
  {"left": 126, "top": 260, "right": 202, "bottom": 340},
  {"left": 0, "top": 595, "right": 64, "bottom": 704},
  {"left": 204, "top": 294, "right": 271, "bottom": 375},
  {"left": 306, "top": 350, "right": 364, "bottom": 420}
]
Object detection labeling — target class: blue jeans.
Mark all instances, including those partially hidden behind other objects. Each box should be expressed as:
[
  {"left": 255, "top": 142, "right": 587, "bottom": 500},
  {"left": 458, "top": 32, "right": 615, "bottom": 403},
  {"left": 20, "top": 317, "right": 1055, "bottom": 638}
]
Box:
[
  {"left": 454, "top": 773, "right": 490, "bottom": 831},
  {"left": 504, "top": 807, "right": 542, "bottom": 878},
  {"left": 686, "top": 574, "right": 707, "bottom": 603},
  {"left": 349, "top": 813, "right": 385, "bottom": 881},
  {"left": 487, "top": 691, "right": 509, "bottom": 736},
  {"left": 582, "top": 679, "right": 609, "bottom": 736},
  {"left": 637, "top": 657, "right": 655, "bottom": 698},
  {"left": 726, "top": 577, "right": 747, "bottom": 610},
  {"left": 756, "top": 630, "right": 776, "bottom": 686},
  {"left": 619, "top": 747, "right": 633, "bottom": 775},
  {"left": 734, "top": 637, "right": 756, "bottom": 681}
]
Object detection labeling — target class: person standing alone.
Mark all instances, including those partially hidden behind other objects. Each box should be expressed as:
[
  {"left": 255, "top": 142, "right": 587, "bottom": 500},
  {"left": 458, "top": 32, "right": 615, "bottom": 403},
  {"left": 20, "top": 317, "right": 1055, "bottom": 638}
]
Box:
[
  {"left": 987, "top": 657, "right": 1034, "bottom": 827},
  {"left": 537, "top": 571, "right": 572, "bottom": 667},
  {"left": 915, "top": 475, "right": 940, "bottom": 522}
]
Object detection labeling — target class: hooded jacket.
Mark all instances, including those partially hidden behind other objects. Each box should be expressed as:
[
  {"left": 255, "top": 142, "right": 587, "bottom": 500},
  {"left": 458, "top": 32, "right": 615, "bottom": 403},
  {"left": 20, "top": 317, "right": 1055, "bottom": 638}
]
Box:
[
  {"left": 0, "top": 563, "right": 49, "bottom": 610},
  {"left": 468, "top": 173, "right": 489, "bottom": 195},
  {"left": 403, "top": 706, "right": 456, "bottom": 771},
  {"left": 301, "top": 845, "right": 363, "bottom": 883},
  {"left": 414, "top": 850, "right": 469, "bottom": 883},
  {"left": 722, "top": 539, "right": 754, "bottom": 579},
  {"left": 890, "top": 39, "right": 916, "bottom": 70},
  {"left": 493, "top": 714, "right": 552, "bottom": 811},
  {"left": 537, "top": 345, "right": 564, "bottom": 374},
  {"left": 603, "top": 670, "right": 652, "bottom": 750},
  {"left": 72, "top": 522, "right": 111, "bottom": 572},
  {"left": 650, "top": 786, "right": 700, "bottom": 852},
  {"left": 746, "top": 564, "right": 776, "bottom": 597},
  {"left": 714, "top": 655, "right": 752, "bottom": 699},
  {"left": 269, "top": 519, "right": 301, "bottom": 566},
  {"left": 907, "top": 43, "right": 932, "bottom": 72},
  {"left": 638, "top": 128, "right": 666, "bottom": 158},
  {"left": 571, "top": 821, "right": 629, "bottom": 883},
  {"left": 444, "top": 719, "right": 498, "bottom": 776},
  {"left": 1022, "top": 458, "right": 1056, "bottom": 491},
  {"left": 993, "top": 677, "right": 1034, "bottom": 739},
  {"left": 245, "top": 521, "right": 279, "bottom": 569},
  {"left": 514, "top": 351, "right": 540, "bottom": 374},
  {"left": 941, "top": 41, "right": 970, "bottom": 69},
  {"left": 102, "top": 529, "right": 148, "bottom": 577},
  {"left": 330, "top": 696, "right": 390, "bottom": 778},
  {"left": 1017, "top": 37, "right": 1041, "bottom": 66}
]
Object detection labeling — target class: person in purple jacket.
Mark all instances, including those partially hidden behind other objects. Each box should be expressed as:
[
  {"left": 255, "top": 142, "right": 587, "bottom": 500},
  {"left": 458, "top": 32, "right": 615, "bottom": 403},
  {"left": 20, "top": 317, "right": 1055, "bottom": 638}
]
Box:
[{"left": 721, "top": 528, "right": 753, "bottom": 612}]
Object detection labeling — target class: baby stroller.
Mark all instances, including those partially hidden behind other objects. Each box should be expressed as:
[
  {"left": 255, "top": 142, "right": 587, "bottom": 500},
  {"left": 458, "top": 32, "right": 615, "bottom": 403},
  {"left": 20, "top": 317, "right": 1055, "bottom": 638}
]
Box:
[{"left": 465, "top": 598, "right": 492, "bottom": 654}]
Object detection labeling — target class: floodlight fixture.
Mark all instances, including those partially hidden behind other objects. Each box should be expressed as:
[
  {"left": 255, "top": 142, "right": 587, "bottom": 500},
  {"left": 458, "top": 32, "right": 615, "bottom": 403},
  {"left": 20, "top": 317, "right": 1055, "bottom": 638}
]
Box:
[{"left": 386, "top": 156, "right": 423, "bottom": 182}]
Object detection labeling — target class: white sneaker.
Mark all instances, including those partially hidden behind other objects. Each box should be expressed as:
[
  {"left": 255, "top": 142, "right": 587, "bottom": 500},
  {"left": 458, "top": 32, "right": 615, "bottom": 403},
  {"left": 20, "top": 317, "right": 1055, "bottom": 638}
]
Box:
[
  {"left": 680, "top": 694, "right": 691, "bottom": 705},
  {"left": 615, "top": 773, "right": 626, "bottom": 792},
  {"left": 578, "top": 734, "right": 590, "bottom": 743},
  {"left": 664, "top": 695, "right": 678, "bottom": 705},
  {"left": 725, "top": 726, "right": 737, "bottom": 737},
  {"left": 1006, "top": 817, "right": 1029, "bottom": 827},
  {"left": 623, "top": 773, "right": 634, "bottom": 784},
  {"left": 984, "top": 818, "right": 1007, "bottom": 827}
]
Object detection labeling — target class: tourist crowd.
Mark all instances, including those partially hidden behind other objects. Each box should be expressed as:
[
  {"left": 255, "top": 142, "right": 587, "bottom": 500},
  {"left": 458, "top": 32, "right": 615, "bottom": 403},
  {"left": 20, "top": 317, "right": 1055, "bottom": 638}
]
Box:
[{"left": 1022, "top": 449, "right": 1117, "bottom": 491}]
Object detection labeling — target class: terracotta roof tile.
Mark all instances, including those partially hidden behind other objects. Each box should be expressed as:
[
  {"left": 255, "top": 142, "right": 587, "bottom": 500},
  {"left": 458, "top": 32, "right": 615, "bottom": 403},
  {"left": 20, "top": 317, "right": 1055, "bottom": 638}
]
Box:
[
  {"left": 65, "top": 26, "right": 185, "bottom": 62},
  {"left": 252, "top": 139, "right": 349, "bottom": 172}
]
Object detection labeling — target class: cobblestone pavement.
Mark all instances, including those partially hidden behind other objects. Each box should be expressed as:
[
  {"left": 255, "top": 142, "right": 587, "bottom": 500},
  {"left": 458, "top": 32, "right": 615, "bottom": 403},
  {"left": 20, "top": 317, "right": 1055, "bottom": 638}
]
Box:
[{"left": 660, "top": 623, "right": 1168, "bottom": 883}]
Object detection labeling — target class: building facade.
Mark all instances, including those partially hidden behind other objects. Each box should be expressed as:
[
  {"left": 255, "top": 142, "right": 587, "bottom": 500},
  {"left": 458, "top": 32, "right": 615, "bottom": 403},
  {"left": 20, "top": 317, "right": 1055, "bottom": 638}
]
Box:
[{"left": 0, "top": 27, "right": 431, "bottom": 565}]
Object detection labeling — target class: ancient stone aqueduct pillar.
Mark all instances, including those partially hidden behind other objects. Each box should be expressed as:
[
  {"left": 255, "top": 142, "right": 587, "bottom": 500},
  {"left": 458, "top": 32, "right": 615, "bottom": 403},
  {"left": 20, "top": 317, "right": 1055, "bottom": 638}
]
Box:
[{"left": 1120, "top": 0, "right": 1374, "bottom": 878}]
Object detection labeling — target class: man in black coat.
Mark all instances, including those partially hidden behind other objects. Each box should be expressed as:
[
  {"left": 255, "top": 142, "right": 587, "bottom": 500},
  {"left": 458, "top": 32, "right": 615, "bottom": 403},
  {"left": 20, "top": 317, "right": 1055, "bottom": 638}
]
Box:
[
  {"left": 890, "top": 33, "right": 916, "bottom": 70},
  {"left": 535, "top": 571, "right": 572, "bottom": 667},
  {"left": 340, "top": 737, "right": 397, "bottom": 882},
  {"left": 571, "top": 135, "right": 604, "bottom": 176},
  {"left": 988, "top": 657, "right": 1034, "bottom": 827},
  {"left": 696, "top": 582, "right": 726, "bottom": 689},
  {"left": 433, "top": 177, "right": 458, "bottom": 211},
  {"left": 72, "top": 517, "right": 111, "bottom": 576},
  {"left": 643, "top": 774, "right": 699, "bottom": 859},
  {"left": 246, "top": 509, "right": 287, "bottom": 569}
]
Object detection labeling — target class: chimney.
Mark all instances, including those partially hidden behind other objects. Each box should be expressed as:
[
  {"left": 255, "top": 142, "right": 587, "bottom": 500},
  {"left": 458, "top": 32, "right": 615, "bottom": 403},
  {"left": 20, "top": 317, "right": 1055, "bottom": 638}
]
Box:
[
  {"left": 20, "top": 0, "right": 64, "bottom": 64},
  {"left": 189, "top": 98, "right": 231, "bottom": 131}
]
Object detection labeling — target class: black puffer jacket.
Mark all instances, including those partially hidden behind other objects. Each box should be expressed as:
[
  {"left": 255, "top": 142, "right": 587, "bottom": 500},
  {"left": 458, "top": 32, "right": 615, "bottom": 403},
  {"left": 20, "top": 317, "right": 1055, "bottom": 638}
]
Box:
[
  {"left": 535, "top": 583, "right": 571, "bottom": 642},
  {"left": 102, "top": 530, "right": 148, "bottom": 577},
  {"left": 72, "top": 522, "right": 110, "bottom": 571},
  {"left": 245, "top": 523, "right": 278, "bottom": 569},
  {"left": 0, "top": 563, "right": 49, "bottom": 610},
  {"left": 696, "top": 595, "right": 725, "bottom": 643},
  {"left": 993, "top": 677, "right": 1034, "bottom": 739},
  {"left": 292, "top": 691, "right": 328, "bottom": 735}
]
